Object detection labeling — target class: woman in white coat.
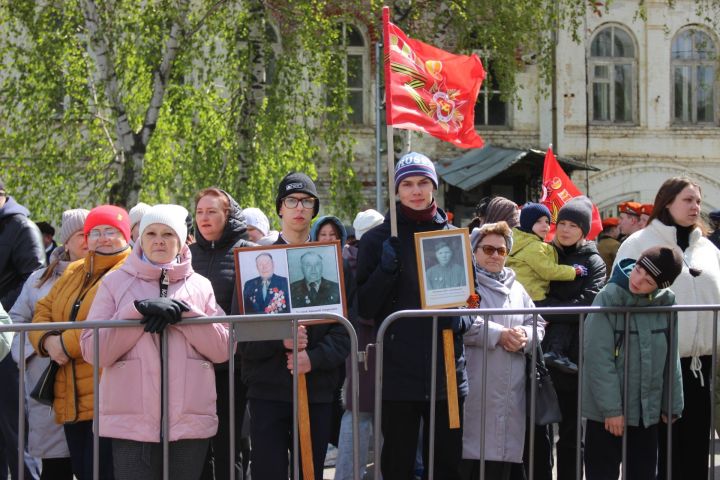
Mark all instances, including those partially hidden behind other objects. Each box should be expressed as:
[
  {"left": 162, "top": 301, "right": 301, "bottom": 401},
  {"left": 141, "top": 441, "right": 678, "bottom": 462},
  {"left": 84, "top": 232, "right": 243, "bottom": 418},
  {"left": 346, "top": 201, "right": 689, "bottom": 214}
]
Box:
[
  {"left": 461, "top": 221, "right": 544, "bottom": 480},
  {"left": 9, "top": 208, "right": 89, "bottom": 479},
  {"left": 615, "top": 176, "right": 720, "bottom": 480}
]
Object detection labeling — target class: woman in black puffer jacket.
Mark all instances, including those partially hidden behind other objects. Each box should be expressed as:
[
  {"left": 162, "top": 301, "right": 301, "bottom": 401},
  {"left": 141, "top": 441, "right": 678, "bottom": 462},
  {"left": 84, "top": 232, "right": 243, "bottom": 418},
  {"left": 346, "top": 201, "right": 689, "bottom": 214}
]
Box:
[
  {"left": 190, "top": 187, "right": 255, "bottom": 480},
  {"left": 527, "top": 196, "right": 606, "bottom": 480}
]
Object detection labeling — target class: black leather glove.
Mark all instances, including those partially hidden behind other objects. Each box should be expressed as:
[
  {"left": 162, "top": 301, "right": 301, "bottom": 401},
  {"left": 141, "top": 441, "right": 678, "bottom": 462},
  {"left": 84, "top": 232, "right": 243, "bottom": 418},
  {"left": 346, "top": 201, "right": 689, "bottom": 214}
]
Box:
[
  {"left": 142, "top": 314, "right": 170, "bottom": 334},
  {"left": 135, "top": 298, "right": 190, "bottom": 333},
  {"left": 380, "top": 237, "right": 401, "bottom": 274}
]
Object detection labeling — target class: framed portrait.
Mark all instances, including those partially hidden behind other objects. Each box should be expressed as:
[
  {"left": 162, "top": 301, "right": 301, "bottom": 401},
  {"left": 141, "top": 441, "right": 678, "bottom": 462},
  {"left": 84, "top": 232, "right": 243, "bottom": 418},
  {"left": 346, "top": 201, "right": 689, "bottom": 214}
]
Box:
[
  {"left": 234, "top": 241, "right": 347, "bottom": 317},
  {"left": 414, "top": 229, "right": 474, "bottom": 309}
]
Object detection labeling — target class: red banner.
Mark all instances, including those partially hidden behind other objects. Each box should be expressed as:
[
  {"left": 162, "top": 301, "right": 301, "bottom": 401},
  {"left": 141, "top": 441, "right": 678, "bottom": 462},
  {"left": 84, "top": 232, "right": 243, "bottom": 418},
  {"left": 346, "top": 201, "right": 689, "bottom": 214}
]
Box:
[
  {"left": 382, "top": 7, "right": 485, "bottom": 148},
  {"left": 540, "top": 147, "right": 602, "bottom": 241}
]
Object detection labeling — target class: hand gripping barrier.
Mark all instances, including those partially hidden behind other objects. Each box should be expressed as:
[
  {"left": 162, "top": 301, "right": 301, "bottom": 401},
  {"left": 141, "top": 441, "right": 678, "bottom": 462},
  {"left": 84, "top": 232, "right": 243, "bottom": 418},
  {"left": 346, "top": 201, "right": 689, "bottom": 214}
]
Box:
[
  {"left": 2, "top": 312, "right": 360, "bottom": 480},
  {"left": 371, "top": 305, "right": 720, "bottom": 480}
]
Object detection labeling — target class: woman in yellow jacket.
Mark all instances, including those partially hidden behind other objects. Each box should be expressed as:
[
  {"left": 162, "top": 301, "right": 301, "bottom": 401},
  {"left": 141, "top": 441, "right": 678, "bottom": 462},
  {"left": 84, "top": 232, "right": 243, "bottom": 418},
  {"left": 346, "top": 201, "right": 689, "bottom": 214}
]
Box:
[{"left": 30, "top": 205, "right": 132, "bottom": 480}]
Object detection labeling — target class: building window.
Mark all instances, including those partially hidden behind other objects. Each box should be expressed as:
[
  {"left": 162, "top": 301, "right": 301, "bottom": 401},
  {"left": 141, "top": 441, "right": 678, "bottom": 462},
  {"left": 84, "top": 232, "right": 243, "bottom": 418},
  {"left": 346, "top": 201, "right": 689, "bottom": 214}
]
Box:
[
  {"left": 333, "top": 23, "right": 367, "bottom": 125},
  {"left": 671, "top": 27, "right": 717, "bottom": 125},
  {"left": 589, "top": 25, "right": 637, "bottom": 124},
  {"left": 474, "top": 62, "right": 508, "bottom": 127}
]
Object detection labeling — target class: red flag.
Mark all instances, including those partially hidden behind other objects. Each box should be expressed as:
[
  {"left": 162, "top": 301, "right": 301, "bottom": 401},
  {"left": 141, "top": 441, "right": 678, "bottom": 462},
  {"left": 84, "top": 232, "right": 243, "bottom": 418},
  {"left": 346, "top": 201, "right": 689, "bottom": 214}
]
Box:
[
  {"left": 540, "top": 147, "right": 603, "bottom": 241},
  {"left": 382, "top": 7, "right": 485, "bottom": 148}
]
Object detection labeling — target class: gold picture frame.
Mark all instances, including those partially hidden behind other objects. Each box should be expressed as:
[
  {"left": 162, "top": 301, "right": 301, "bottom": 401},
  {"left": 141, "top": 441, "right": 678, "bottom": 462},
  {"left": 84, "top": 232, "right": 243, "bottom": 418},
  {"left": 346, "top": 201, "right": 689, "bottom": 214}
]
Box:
[{"left": 414, "top": 229, "right": 474, "bottom": 309}]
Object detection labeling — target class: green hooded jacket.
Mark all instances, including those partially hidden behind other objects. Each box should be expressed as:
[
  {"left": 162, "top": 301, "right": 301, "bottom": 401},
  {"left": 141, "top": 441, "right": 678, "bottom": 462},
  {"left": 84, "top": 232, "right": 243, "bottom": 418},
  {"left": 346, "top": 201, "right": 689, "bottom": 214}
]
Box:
[
  {"left": 506, "top": 227, "right": 576, "bottom": 301},
  {"left": 582, "top": 259, "right": 684, "bottom": 427}
]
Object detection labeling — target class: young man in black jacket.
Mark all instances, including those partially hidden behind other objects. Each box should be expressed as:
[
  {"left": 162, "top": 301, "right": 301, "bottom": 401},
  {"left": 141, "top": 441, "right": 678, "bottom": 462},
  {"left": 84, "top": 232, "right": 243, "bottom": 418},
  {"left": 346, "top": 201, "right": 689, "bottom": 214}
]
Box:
[
  {"left": 356, "top": 153, "right": 472, "bottom": 480},
  {"left": 239, "top": 172, "right": 350, "bottom": 480}
]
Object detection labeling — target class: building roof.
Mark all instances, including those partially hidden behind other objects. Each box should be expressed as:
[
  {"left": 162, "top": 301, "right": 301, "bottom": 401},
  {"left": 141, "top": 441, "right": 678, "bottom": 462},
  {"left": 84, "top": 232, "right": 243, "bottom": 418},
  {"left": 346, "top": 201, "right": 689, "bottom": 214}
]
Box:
[{"left": 435, "top": 145, "right": 600, "bottom": 191}]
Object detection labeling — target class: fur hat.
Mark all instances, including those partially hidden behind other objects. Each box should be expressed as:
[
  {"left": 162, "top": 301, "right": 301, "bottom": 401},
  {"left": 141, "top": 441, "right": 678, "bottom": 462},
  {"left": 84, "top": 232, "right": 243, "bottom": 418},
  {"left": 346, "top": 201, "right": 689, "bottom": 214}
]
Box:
[
  {"left": 557, "top": 196, "right": 593, "bottom": 236},
  {"left": 637, "top": 246, "right": 683, "bottom": 289},
  {"left": 352, "top": 209, "right": 384, "bottom": 240},
  {"left": 60, "top": 209, "right": 90, "bottom": 244},
  {"left": 519, "top": 203, "right": 551, "bottom": 234},
  {"left": 129, "top": 202, "right": 152, "bottom": 228},
  {"left": 139, "top": 204, "right": 189, "bottom": 243},
  {"left": 276, "top": 172, "right": 319, "bottom": 218},
  {"left": 84, "top": 205, "right": 131, "bottom": 242},
  {"left": 242, "top": 207, "right": 270, "bottom": 237},
  {"left": 394, "top": 152, "right": 438, "bottom": 192}
]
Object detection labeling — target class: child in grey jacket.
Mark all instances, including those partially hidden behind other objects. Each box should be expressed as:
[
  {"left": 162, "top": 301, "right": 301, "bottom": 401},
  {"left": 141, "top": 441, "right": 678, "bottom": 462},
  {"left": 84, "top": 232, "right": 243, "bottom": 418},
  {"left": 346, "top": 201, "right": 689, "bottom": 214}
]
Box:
[{"left": 582, "top": 246, "right": 684, "bottom": 480}]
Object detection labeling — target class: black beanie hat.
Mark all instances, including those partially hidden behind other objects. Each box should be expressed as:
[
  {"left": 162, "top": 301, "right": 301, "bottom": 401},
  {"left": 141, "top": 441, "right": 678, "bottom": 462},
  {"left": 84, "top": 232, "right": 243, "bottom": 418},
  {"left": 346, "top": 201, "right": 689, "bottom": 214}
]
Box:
[
  {"left": 519, "top": 203, "right": 552, "bottom": 233},
  {"left": 637, "top": 246, "right": 683, "bottom": 289},
  {"left": 276, "top": 172, "right": 319, "bottom": 218},
  {"left": 557, "top": 196, "right": 593, "bottom": 236}
]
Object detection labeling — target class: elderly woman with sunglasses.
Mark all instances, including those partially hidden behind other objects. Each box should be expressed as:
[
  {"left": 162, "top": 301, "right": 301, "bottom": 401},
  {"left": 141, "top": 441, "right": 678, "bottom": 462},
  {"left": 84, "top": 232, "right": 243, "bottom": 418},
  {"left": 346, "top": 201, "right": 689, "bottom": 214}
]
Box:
[
  {"left": 461, "top": 221, "right": 543, "bottom": 480},
  {"left": 30, "top": 205, "right": 133, "bottom": 480}
]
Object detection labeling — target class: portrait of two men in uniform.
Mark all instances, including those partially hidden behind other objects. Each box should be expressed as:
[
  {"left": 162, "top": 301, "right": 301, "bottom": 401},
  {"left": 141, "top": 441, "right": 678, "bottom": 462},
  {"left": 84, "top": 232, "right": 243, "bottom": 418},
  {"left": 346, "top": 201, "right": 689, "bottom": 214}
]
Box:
[{"left": 236, "top": 243, "right": 344, "bottom": 315}]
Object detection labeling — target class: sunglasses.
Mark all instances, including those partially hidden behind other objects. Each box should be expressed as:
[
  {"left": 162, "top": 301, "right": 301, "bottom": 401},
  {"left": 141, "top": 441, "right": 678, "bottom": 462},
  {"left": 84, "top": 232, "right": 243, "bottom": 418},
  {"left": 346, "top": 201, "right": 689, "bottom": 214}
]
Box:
[{"left": 477, "top": 244, "right": 508, "bottom": 257}]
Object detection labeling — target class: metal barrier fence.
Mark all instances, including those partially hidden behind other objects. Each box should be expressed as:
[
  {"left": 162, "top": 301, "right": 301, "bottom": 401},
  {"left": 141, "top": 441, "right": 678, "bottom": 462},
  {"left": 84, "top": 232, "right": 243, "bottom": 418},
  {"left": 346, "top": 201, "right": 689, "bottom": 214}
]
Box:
[
  {"left": 0, "top": 312, "right": 360, "bottom": 480},
  {"left": 372, "top": 305, "right": 720, "bottom": 480}
]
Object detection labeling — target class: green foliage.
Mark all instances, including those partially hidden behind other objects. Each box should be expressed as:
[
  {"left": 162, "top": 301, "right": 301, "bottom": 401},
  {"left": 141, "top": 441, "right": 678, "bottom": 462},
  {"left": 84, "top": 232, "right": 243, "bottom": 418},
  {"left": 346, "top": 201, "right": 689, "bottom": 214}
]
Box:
[{"left": 0, "top": 0, "right": 364, "bottom": 226}]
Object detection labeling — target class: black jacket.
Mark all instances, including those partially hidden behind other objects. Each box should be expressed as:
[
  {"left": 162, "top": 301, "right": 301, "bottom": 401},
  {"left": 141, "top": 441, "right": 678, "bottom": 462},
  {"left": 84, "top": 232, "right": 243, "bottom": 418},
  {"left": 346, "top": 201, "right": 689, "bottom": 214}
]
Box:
[
  {"left": 355, "top": 205, "right": 471, "bottom": 402},
  {"left": 0, "top": 197, "right": 45, "bottom": 310},
  {"left": 237, "top": 235, "right": 351, "bottom": 403},
  {"left": 189, "top": 190, "right": 254, "bottom": 370},
  {"left": 189, "top": 190, "right": 254, "bottom": 314},
  {"left": 542, "top": 240, "right": 606, "bottom": 364}
]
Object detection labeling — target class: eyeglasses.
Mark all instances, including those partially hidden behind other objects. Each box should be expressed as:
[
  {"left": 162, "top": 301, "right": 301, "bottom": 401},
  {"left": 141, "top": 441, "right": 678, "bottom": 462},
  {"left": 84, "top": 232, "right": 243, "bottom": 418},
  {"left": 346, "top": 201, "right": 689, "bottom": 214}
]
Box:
[
  {"left": 282, "top": 197, "right": 316, "bottom": 209},
  {"left": 88, "top": 228, "right": 121, "bottom": 240},
  {"left": 477, "top": 245, "right": 508, "bottom": 257}
]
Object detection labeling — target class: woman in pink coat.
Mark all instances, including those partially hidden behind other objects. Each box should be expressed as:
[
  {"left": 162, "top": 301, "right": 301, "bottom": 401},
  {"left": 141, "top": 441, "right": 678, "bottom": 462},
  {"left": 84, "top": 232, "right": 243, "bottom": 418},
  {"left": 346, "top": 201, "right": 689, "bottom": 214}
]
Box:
[{"left": 81, "top": 204, "right": 230, "bottom": 480}]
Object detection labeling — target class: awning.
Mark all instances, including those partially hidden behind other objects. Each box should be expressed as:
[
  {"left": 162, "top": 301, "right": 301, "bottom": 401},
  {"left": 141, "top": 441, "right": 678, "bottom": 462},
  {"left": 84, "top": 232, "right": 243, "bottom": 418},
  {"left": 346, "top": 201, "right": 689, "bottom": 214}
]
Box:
[{"left": 435, "top": 145, "right": 599, "bottom": 191}]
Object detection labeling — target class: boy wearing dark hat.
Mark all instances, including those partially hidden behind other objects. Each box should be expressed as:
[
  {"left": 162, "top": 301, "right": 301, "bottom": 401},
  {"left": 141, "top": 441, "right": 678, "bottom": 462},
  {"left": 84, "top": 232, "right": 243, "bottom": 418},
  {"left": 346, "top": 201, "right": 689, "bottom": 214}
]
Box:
[
  {"left": 275, "top": 172, "right": 319, "bottom": 245},
  {"left": 507, "top": 202, "right": 585, "bottom": 303},
  {"left": 582, "top": 246, "right": 684, "bottom": 479},
  {"left": 356, "top": 152, "right": 471, "bottom": 479},
  {"left": 239, "top": 171, "right": 350, "bottom": 480}
]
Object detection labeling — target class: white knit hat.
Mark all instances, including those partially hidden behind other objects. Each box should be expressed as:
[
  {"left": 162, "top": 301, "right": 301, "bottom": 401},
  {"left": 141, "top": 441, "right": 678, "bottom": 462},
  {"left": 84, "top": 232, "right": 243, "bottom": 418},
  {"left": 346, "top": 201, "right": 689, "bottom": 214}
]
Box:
[
  {"left": 139, "top": 204, "right": 189, "bottom": 243},
  {"left": 129, "top": 202, "right": 152, "bottom": 228},
  {"left": 353, "top": 209, "right": 384, "bottom": 240},
  {"left": 242, "top": 207, "right": 270, "bottom": 237},
  {"left": 60, "top": 208, "right": 90, "bottom": 244}
]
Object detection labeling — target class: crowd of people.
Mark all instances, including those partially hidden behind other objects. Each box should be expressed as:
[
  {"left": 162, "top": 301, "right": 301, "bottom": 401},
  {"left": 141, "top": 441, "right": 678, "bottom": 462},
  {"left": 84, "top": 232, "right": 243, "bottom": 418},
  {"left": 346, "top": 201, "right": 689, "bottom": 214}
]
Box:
[{"left": 0, "top": 158, "right": 719, "bottom": 480}]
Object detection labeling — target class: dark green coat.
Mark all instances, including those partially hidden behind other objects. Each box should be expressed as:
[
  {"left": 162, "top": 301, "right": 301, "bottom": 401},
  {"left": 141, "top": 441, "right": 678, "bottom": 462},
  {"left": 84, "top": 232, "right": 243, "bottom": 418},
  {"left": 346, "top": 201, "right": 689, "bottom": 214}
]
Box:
[{"left": 582, "top": 260, "right": 684, "bottom": 427}]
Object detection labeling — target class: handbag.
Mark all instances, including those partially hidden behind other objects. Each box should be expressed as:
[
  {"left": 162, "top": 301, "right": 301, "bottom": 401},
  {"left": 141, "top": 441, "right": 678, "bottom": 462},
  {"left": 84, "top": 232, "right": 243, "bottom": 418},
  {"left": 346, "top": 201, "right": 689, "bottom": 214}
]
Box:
[
  {"left": 526, "top": 344, "right": 563, "bottom": 426},
  {"left": 30, "top": 360, "right": 60, "bottom": 406}
]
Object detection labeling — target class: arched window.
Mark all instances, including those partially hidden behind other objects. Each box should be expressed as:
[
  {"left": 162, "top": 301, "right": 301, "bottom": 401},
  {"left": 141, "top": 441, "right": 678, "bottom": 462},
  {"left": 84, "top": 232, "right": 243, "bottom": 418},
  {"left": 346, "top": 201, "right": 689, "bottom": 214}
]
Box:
[
  {"left": 334, "top": 23, "right": 368, "bottom": 124},
  {"left": 589, "top": 25, "right": 637, "bottom": 124},
  {"left": 671, "top": 27, "right": 717, "bottom": 124}
]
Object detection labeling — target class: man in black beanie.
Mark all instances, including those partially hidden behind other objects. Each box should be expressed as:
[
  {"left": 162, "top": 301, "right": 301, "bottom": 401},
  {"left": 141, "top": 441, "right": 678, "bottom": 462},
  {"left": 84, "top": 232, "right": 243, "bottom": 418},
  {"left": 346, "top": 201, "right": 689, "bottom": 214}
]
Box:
[
  {"left": 274, "top": 172, "right": 319, "bottom": 245},
  {"left": 240, "top": 171, "right": 350, "bottom": 480}
]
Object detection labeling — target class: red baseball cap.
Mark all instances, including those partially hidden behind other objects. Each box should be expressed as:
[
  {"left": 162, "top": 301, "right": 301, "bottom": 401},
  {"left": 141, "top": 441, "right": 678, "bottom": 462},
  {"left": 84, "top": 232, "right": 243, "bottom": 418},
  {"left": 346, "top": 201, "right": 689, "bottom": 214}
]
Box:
[
  {"left": 602, "top": 217, "right": 619, "bottom": 228},
  {"left": 618, "top": 201, "right": 642, "bottom": 216}
]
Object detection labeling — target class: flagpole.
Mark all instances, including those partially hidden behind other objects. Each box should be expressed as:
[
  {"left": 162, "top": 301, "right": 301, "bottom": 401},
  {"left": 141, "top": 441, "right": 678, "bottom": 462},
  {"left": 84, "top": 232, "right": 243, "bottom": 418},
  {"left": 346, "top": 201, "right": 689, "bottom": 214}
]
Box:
[
  {"left": 382, "top": 6, "right": 398, "bottom": 236},
  {"left": 386, "top": 126, "right": 397, "bottom": 236}
]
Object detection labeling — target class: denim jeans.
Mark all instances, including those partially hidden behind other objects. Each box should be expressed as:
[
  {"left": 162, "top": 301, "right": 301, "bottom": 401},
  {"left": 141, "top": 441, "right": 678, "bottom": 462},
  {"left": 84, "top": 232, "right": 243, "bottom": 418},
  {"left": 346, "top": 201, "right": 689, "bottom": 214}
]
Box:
[{"left": 333, "top": 410, "right": 378, "bottom": 480}]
